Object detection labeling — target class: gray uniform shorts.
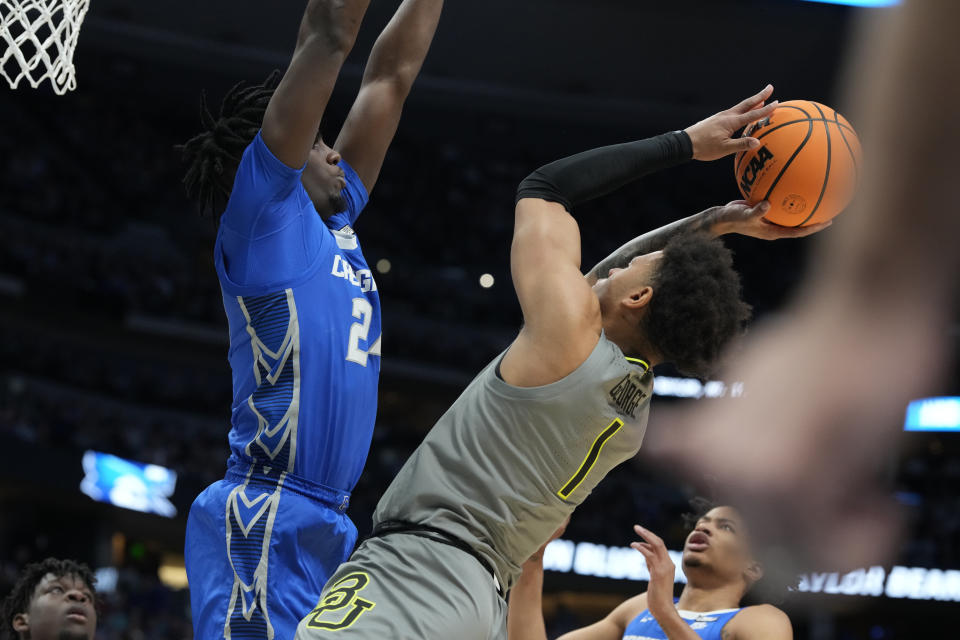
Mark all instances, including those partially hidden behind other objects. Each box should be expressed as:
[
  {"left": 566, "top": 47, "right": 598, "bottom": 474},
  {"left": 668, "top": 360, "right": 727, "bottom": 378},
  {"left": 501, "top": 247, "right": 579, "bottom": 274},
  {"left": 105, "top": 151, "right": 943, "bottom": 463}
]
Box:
[{"left": 294, "top": 533, "right": 506, "bottom": 640}]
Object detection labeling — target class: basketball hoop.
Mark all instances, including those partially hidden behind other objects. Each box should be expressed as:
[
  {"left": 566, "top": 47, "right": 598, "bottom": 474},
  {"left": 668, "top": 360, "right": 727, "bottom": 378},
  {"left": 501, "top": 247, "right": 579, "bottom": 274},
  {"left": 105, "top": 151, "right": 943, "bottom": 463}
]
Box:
[{"left": 0, "top": 0, "right": 90, "bottom": 95}]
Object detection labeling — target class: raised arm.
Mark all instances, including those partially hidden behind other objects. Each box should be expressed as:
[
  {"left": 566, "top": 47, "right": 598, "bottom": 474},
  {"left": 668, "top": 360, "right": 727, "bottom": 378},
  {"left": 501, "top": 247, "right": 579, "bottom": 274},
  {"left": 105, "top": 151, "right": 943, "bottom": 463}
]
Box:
[
  {"left": 647, "top": 0, "right": 960, "bottom": 572},
  {"left": 507, "top": 129, "right": 700, "bottom": 384},
  {"left": 508, "top": 528, "right": 643, "bottom": 640},
  {"left": 631, "top": 525, "right": 701, "bottom": 640},
  {"left": 584, "top": 199, "right": 829, "bottom": 285},
  {"left": 335, "top": 0, "right": 445, "bottom": 192},
  {"left": 584, "top": 85, "right": 831, "bottom": 285},
  {"left": 502, "top": 89, "right": 780, "bottom": 385},
  {"left": 261, "top": 0, "right": 372, "bottom": 169},
  {"left": 507, "top": 545, "right": 552, "bottom": 640}
]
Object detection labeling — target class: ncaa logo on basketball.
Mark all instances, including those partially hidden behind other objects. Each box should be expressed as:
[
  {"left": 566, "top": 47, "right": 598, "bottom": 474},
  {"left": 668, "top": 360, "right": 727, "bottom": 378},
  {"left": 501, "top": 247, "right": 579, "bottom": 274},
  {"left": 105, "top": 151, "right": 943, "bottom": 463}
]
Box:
[
  {"left": 739, "top": 146, "right": 775, "bottom": 196},
  {"left": 749, "top": 116, "right": 772, "bottom": 134}
]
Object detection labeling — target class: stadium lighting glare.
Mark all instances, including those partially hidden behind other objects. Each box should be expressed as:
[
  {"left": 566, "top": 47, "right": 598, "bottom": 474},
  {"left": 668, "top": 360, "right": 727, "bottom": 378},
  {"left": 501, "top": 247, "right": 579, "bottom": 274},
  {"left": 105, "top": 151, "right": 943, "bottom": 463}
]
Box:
[
  {"left": 80, "top": 451, "right": 178, "bottom": 517},
  {"left": 543, "top": 538, "right": 960, "bottom": 602},
  {"left": 904, "top": 397, "right": 960, "bottom": 432}
]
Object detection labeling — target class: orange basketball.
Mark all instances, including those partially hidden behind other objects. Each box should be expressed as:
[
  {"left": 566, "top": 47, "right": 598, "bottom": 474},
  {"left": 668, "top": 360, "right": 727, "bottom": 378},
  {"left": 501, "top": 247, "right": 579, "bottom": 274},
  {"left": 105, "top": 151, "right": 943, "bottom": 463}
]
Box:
[{"left": 734, "top": 100, "right": 861, "bottom": 227}]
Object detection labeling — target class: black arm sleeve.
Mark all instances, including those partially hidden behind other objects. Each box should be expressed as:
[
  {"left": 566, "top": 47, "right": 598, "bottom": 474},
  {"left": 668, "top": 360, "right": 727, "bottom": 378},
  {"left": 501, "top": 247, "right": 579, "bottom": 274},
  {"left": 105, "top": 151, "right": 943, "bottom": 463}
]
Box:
[{"left": 515, "top": 130, "right": 693, "bottom": 211}]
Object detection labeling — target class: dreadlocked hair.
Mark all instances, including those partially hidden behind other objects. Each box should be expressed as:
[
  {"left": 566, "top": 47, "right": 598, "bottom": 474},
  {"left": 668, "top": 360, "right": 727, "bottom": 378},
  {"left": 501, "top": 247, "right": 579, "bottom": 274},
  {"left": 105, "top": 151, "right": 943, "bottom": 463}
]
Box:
[
  {"left": 178, "top": 70, "right": 283, "bottom": 218},
  {"left": 1, "top": 558, "right": 97, "bottom": 640}
]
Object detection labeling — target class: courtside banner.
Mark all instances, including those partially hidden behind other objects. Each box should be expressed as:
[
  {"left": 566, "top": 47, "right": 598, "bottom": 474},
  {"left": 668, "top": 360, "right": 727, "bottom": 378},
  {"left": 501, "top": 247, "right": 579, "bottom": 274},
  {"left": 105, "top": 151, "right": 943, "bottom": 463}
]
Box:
[{"left": 543, "top": 539, "right": 960, "bottom": 602}]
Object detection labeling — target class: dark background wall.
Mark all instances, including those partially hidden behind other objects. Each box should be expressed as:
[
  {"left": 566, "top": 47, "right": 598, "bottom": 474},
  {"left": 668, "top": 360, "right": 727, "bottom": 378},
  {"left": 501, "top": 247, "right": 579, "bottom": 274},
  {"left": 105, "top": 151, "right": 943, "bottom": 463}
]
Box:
[{"left": 2, "top": 1, "right": 958, "bottom": 638}]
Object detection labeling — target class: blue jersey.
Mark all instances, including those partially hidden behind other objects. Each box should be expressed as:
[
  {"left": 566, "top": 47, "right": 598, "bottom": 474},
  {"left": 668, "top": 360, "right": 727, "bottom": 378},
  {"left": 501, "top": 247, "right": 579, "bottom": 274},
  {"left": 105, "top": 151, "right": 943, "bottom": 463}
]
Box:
[
  {"left": 214, "top": 131, "right": 381, "bottom": 494},
  {"left": 186, "top": 133, "right": 380, "bottom": 640},
  {"left": 623, "top": 603, "right": 742, "bottom": 640}
]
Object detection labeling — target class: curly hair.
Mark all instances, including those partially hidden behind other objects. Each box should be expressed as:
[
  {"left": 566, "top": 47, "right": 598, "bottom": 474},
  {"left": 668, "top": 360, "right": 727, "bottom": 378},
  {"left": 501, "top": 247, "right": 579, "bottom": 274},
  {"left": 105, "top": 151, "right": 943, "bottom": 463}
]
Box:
[
  {"left": 178, "top": 70, "right": 282, "bottom": 219},
  {"left": 681, "top": 495, "right": 718, "bottom": 530},
  {"left": 1, "top": 558, "right": 97, "bottom": 640},
  {"left": 642, "top": 233, "right": 751, "bottom": 377}
]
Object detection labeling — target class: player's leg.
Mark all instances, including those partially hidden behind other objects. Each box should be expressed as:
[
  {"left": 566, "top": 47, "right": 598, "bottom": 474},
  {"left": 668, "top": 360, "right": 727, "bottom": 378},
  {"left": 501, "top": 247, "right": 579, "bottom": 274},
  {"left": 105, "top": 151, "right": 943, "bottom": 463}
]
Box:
[
  {"left": 186, "top": 479, "right": 357, "bottom": 639},
  {"left": 185, "top": 480, "right": 237, "bottom": 639},
  {"left": 264, "top": 490, "right": 358, "bottom": 639},
  {"left": 295, "top": 535, "right": 506, "bottom": 639}
]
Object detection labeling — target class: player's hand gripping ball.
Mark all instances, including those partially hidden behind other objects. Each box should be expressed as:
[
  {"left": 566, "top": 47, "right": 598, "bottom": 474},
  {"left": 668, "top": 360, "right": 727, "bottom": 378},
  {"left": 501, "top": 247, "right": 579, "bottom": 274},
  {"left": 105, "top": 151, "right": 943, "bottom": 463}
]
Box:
[{"left": 735, "top": 100, "right": 861, "bottom": 227}]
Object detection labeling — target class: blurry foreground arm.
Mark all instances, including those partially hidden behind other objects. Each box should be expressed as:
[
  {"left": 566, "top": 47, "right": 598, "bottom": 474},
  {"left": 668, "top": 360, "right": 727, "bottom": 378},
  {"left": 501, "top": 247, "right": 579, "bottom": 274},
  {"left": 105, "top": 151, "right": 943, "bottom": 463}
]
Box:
[
  {"left": 818, "top": 0, "right": 960, "bottom": 306},
  {"left": 650, "top": 0, "right": 960, "bottom": 570}
]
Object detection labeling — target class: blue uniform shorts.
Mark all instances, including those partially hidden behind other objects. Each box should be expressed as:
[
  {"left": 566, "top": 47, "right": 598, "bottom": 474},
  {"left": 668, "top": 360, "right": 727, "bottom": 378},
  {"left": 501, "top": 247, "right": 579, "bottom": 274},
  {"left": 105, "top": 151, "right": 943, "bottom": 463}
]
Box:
[{"left": 185, "top": 467, "right": 356, "bottom": 640}]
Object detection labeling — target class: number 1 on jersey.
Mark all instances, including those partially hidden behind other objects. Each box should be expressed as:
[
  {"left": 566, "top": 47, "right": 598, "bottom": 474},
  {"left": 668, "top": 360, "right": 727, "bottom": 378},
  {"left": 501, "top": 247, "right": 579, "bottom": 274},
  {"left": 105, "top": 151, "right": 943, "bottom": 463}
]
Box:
[{"left": 346, "top": 297, "right": 381, "bottom": 366}]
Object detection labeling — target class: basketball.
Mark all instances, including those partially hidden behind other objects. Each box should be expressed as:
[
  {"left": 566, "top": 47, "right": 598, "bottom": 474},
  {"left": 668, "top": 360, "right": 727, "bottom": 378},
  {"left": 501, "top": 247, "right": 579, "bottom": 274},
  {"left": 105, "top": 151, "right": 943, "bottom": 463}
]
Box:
[{"left": 734, "top": 100, "right": 861, "bottom": 227}]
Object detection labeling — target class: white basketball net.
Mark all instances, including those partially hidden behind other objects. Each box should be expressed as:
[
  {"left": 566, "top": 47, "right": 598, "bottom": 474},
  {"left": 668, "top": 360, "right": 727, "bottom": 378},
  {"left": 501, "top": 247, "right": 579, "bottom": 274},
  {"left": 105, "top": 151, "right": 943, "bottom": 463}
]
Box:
[{"left": 0, "top": 0, "right": 90, "bottom": 95}]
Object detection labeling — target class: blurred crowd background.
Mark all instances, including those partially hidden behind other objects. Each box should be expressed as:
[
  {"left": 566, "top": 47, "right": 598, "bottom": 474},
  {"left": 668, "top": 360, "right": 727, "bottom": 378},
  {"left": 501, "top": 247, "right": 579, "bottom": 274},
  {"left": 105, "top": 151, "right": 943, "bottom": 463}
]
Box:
[{"left": 2, "top": 0, "right": 958, "bottom": 638}]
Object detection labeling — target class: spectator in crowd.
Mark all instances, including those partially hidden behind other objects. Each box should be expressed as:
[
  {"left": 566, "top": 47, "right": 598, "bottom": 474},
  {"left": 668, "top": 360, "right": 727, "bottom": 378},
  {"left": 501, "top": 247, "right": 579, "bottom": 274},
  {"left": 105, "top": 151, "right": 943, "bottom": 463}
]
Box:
[{"left": 1, "top": 558, "right": 97, "bottom": 640}]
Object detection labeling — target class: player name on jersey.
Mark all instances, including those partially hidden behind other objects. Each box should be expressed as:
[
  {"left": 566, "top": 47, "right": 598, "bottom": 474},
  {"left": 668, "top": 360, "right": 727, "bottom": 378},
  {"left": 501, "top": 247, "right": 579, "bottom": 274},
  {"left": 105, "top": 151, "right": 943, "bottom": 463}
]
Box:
[
  {"left": 609, "top": 372, "right": 648, "bottom": 418},
  {"left": 331, "top": 254, "right": 377, "bottom": 292}
]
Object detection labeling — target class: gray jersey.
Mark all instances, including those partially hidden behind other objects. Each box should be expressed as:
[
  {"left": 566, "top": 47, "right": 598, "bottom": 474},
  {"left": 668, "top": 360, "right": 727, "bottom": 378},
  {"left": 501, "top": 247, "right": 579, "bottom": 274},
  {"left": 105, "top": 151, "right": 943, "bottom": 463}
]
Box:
[{"left": 373, "top": 333, "right": 652, "bottom": 591}]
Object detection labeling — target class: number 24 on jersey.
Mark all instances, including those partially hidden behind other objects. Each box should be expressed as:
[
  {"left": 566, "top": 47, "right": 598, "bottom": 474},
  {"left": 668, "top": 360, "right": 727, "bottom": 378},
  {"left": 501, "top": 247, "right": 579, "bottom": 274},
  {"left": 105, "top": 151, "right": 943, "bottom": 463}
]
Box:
[{"left": 346, "top": 297, "right": 381, "bottom": 366}]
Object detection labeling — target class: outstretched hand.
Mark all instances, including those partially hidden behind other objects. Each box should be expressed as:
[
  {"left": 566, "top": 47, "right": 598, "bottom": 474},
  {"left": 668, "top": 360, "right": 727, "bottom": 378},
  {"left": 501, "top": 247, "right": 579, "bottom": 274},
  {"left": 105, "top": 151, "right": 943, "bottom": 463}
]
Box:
[
  {"left": 685, "top": 85, "right": 779, "bottom": 161},
  {"left": 631, "top": 525, "right": 677, "bottom": 621},
  {"left": 706, "top": 200, "right": 832, "bottom": 240}
]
